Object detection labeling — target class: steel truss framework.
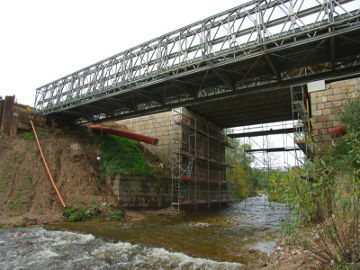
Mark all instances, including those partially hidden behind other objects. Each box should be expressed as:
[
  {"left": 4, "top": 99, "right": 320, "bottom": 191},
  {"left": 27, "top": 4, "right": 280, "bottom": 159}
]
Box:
[{"left": 35, "top": 0, "right": 360, "bottom": 124}]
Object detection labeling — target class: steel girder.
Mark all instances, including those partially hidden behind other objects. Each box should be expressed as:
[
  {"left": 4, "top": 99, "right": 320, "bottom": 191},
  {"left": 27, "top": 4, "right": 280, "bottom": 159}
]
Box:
[{"left": 35, "top": 0, "right": 360, "bottom": 122}]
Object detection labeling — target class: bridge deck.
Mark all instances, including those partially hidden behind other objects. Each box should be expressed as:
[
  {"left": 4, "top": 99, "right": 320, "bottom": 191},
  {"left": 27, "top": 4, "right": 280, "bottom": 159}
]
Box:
[{"left": 35, "top": 0, "right": 360, "bottom": 127}]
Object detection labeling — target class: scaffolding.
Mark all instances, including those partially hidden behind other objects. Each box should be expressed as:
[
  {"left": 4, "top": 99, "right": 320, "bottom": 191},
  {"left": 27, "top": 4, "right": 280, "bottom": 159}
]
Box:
[
  {"left": 171, "top": 108, "right": 236, "bottom": 211},
  {"left": 228, "top": 85, "right": 311, "bottom": 172}
]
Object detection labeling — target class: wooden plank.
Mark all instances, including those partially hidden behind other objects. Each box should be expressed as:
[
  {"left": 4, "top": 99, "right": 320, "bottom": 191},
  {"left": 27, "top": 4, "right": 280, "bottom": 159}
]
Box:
[
  {"left": 0, "top": 100, "right": 4, "bottom": 128},
  {"left": 1, "top": 96, "right": 15, "bottom": 134},
  {"left": 9, "top": 111, "right": 18, "bottom": 136}
]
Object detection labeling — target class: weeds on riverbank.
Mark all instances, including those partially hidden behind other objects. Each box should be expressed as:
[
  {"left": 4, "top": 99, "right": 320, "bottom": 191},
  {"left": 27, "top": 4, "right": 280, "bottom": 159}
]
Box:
[
  {"left": 63, "top": 205, "right": 124, "bottom": 222},
  {"left": 96, "top": 135, "right": 156, "bottom": 177},
  {"left": 270, "top": 97, "right": 360, "bottom": 268}
]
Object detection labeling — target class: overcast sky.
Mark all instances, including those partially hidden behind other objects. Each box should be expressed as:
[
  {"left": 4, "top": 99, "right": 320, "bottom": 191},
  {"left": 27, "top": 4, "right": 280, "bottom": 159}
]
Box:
[{"left": 0, "top": 0, "right": 247, "bottom": 105}]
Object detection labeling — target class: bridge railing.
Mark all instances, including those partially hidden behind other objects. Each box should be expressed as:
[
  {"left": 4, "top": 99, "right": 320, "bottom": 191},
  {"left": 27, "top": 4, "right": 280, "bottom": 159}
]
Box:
[{"left": 35, "top": 0, "right": 360, "bottom": 114}]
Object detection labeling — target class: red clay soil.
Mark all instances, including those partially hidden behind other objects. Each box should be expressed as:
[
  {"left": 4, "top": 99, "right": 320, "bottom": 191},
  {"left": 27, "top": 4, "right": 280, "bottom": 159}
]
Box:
[{"left": 0, "top": 129, "right": 117, "bottom": 227}]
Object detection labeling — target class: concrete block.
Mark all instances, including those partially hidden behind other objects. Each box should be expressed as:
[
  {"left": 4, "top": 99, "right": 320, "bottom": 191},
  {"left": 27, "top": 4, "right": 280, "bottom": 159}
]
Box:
[
  {"left": 300, "top": 79, "right": 324, "bottom": 92},
  {"left": 323, "top": 109, "right": 331, "bottom": 115},
  {"left": 319, "top": 128, "right": 329, "bottom": 135},
  {"left": 324, "top": 89, "right": 334, "bottom": 96},
  {"left": 332, "top": 88, "right": 341, "bottom": 95},
  {"left": 323, "top": 121, "right": 333, "bottom": 128},
  {"left": 313, "top": 122, "right": 323, "bottom": 129},
  {"left": 328, "top": 94, "right": 345, "bottom": 102},
  {"left": 325, "top": 101, "right": 342, "bottom": 109},
  {"left": 328, "top": 114, "right": 338, "bottom": 121},
  {"left": 312, "top": 110, "right": 322, "bottom": 116},
  {"left": 331, "top": 107, "right": 342, "bottom": 114},
  {"left": 315, "top": 115, "right": 328, "bottom": 122},
  {"left": 351, "top": 91, "right": 359, "bottom": 98},
  {"left": 329, "top": 79, "right": 356, "bottom": 88}
]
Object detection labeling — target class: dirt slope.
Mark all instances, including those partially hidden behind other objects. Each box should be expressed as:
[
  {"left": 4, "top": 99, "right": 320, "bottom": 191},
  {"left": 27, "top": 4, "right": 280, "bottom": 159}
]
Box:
[{"left": 0, "top": 129, "right": 117, "bottom": 226}]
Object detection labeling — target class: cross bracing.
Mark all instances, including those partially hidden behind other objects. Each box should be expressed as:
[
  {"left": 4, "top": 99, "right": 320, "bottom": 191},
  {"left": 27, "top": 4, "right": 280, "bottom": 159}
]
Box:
[{"left": 35, "top": 0, "right": 360, "bottom": 126}]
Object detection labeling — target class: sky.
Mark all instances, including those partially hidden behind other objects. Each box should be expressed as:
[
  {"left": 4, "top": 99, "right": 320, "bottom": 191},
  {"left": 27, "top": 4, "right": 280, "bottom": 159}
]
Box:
[{"left": 0, "top": 0, "right": 246, "bottom": 106}]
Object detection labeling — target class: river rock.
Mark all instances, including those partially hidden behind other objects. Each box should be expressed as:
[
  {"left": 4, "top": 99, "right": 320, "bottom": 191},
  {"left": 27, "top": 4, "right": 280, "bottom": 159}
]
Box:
[
  {"left": 12, "top": 232, "right": 22, "bottom": 238},
  {"left": 17, "top": 241, "right": 33, "bottom": 249}
]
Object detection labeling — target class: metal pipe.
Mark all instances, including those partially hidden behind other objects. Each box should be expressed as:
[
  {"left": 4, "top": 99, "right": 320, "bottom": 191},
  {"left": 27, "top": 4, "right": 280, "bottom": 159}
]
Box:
[
  {"left": 87, "top": 124, "right": 158, "bottom": 145},
  {"left": 30, "top": 120, "right": 66, "bottom": 208}
]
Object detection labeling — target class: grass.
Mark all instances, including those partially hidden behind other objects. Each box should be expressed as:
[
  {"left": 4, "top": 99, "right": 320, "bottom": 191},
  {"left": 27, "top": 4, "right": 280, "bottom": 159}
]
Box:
[
  {"left": 107, "top": 210, "right": 124, "bottom": 221},
  {"left": 20, "top": 127, "right": 46, "bottom": 140},
  {"left": 7, "top": 193, "right": 28, "bottom": 210},
  {"left": 20, "top": 131, "right": 34, "bottom": 140},
  {"left": 97, "top": 135, "right": 156, "bottom": 177},
  {"left": 271, "top": 96, "right": 360, "bottom": 268},
  {"left": 26, "top": 174, "right": 33, "bottom": 182},
  {"left": 63, "top": 205, "right": 124, "bottom": 222}
]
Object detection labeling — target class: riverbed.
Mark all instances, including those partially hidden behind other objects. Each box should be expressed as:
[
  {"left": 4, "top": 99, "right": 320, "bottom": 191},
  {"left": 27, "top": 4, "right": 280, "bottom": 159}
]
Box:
[{"left": 0, "top": 195, "right": 288, "bottom": 269}]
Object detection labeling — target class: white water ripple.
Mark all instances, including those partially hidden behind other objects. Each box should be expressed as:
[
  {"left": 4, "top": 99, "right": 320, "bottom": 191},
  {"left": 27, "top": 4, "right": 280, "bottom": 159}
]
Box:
[{"left": 0, "top": 227, "right": 243, "bottom": 270}]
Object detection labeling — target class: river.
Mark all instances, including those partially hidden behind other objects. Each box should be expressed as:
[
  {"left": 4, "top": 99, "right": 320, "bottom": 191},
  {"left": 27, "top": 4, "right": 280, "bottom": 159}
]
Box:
[{"left": 0, "top": 195, "right": 288, "bottom": 269}]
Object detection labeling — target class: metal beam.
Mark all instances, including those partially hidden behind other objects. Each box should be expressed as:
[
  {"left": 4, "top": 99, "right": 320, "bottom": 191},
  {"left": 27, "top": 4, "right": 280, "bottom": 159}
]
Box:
[
  {"left": 245, "top": 147, "right": 301, "bottom": 153},
  {"left": 228, "top": 127, "right": 299, "bottom": 138},
  {"left": 330, "top": 37, "right": 336, "bottom": 72},
  {"left": 264, "top": 54, "right": 282, "bottom": 81},
  {"left": 212, "top": 69, "right": 234, "bottom": 90}
]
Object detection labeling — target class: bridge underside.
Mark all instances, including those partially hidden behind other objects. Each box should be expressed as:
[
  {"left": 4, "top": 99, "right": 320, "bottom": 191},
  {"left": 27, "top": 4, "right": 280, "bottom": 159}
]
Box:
[
  {"left": 48, "top": 28, "right": 360, "bottom": 128},
  {"left": 187, "top": 87, "right": 291, "bottom": 128}
]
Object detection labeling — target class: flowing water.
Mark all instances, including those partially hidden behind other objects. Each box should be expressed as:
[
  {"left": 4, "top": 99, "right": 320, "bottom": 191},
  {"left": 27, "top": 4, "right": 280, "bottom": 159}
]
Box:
[{"left": 0, "top": 195, "right": 288, "bottom": 270}]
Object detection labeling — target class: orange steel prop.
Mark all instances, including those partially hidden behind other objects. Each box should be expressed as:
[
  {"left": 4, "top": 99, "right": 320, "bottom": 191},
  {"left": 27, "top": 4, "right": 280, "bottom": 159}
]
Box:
[
  {"left": 87, "top": 125, "right": 158, "bottom": 145},
  {"left": 30, "top": 120, "right": 66, "bottom": 208}
]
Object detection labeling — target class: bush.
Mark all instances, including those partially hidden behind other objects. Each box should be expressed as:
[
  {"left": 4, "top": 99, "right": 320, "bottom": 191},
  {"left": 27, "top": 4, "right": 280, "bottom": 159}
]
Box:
[
  {"left": 273, "top": 97, "right": 360, "bottom": 268},
  {"left": 63, "top": 207, "right": 91, "bottom": 222}
]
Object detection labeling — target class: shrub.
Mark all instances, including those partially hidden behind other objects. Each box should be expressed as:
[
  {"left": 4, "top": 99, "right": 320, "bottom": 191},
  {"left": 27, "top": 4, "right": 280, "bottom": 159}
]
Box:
[
  {"left": 275, "top": 97, "right": 360, "bottom": 268},
  {"left": 63, "top": 207, "right": 91, "bottom": 222},
  {"left": 107, "top": 210, "right": 124, "bottom": 221}
]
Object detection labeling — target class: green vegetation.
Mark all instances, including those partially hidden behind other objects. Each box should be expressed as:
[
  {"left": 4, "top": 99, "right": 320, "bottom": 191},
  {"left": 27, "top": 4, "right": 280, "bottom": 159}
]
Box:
[
  {"left": 267, "top": 97, "right": 360, "bottom": 268},
  {"left": 7, "top": 193, "right": 28, "bottom": 210},
  {"left": 20, "top": 127, "right": 46, "bottom": 140},
  {"left": 97, "top": 135, "right": 156, "bottom": 177},
  {"left": 63, "top": 205, "right": 124, "bottom": 222},
  {"left": 107, "top": 210, "right": 124, "bottom": 221},
  {"left": 63, "top": 207, "right": 92, "bottom": 222},
  {"left": 20, "top": 131, "right": 34, "bottom": 140},
  {"left": 26, "top": 174, "right": 33, "bottom": 182},
  {"left": 227, "top": 97, "right": 360, "bottom": 268},
  {"left": 226, "top": 142, "right": 271, "bottom": 198}
]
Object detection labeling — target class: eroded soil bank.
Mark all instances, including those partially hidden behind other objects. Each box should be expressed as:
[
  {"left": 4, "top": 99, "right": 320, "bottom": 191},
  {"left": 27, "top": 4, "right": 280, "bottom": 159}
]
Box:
[{"left": 0, "top": 130, "right": 118, "bottom": 227}]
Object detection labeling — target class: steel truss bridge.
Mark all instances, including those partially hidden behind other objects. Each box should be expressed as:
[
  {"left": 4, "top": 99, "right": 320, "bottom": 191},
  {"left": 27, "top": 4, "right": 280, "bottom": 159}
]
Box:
[{"left": 35, "top": 0, "right": 360, "bottom": 127}]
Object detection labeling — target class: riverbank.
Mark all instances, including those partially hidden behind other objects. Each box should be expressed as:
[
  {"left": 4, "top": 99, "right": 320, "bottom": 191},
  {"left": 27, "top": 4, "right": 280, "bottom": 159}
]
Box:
[
  {"left": 0, "top": 195, "right": 325, "bottom": 269},
  {"left": 0, "top": 129, "right": 171, "bottom": 228}
]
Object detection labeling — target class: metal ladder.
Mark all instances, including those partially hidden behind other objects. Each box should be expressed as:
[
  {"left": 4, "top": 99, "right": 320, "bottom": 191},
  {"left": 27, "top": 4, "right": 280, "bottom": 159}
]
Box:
[{"left": 186, "top": 156, "right": 195, "bottom": 177}]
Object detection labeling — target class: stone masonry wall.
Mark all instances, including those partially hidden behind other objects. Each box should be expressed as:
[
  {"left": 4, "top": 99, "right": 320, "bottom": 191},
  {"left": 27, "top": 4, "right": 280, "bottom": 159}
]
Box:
[
  {"left": 310, "top": 78, "right": 360, "bottom": 152},
  {"left": 107, "top": 175, "right": 171, "bottom": 209},
  {"left": 115, "top": 111, "right": 177, "bottom": 166},
  {"left": 114, "top": 108, "right": 229, "bottom": 208},
  {"left": 115, "top": 108, "right": 225, "bottom": 166}
]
